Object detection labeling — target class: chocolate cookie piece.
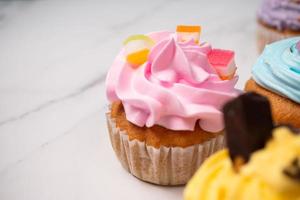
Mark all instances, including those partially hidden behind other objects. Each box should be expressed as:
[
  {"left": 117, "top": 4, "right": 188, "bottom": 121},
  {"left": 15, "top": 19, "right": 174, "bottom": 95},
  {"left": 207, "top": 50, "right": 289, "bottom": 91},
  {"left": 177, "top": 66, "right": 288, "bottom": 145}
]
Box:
[
  {"left": 223, "top": 92, "right": 274, "bottom": 164},
  {"left": 283, "top": 157, "right": 300, "bottom": 181}
]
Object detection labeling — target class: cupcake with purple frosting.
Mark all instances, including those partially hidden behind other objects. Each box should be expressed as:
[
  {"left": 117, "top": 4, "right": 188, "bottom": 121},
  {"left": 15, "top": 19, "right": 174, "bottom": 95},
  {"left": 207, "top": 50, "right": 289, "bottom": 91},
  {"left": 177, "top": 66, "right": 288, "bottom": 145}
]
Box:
[{"left": 257, "top": 0, "right": 300, "bottom": 52}]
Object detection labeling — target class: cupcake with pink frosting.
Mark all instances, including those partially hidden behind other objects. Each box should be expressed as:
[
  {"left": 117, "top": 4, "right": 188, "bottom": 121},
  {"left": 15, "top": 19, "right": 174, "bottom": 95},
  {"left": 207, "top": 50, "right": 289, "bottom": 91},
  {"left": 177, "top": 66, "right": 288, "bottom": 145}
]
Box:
[
  {"left": 257, "top": 0, "right": 300, "bottom": 52},
  {"left": 105, "top": 25, "right": 240, "bottom": 185}
]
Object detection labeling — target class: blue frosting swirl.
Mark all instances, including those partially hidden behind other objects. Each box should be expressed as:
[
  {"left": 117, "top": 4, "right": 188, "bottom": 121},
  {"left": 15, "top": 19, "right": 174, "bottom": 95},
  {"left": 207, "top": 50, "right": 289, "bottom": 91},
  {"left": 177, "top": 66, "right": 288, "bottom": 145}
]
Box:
[{"left": 252, "top": 37, "right": 300, "bottom": 103}]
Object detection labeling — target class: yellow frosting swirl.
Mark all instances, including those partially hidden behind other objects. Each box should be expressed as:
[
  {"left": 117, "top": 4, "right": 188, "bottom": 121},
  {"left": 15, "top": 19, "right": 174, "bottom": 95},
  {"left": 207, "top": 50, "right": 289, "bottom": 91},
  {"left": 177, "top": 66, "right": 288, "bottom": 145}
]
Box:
[{"left": 184, "top": 127, "right": 300, "bottom": 200}]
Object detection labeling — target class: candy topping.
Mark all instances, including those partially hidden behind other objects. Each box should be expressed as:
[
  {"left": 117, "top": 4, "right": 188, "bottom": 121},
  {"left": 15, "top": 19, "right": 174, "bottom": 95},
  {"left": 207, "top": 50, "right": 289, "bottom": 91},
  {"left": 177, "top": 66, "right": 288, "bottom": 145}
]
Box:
[
  {"left": 123, "top": 34, "right": 155, "bottom": 67},
  {"left": 176, "top": 25, "right": 201, "bottom": 43},
  {"left": 223, "top": 92, "right": 274, "bottom": 170},
  {"left": 208, "top": 49, "right": 236, "bottom": 80}
]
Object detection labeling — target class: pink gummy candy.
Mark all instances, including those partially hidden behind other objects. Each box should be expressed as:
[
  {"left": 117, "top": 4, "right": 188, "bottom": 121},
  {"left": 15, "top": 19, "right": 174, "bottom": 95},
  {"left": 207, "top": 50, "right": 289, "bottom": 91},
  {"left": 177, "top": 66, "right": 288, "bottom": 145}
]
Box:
[
  {"left": 207, "top": 49, "right": 234, "bottom": 68},
  {"left": 207, "top": 49, "right": 236, "bottom": 80}
]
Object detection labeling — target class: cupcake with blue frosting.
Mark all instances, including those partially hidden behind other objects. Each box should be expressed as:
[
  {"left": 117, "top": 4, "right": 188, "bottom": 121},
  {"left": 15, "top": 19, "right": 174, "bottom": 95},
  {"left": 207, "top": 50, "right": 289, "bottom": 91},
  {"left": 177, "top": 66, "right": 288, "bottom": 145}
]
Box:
[{"left": 245, "top": 37, "right": 300, "bottom": 128}]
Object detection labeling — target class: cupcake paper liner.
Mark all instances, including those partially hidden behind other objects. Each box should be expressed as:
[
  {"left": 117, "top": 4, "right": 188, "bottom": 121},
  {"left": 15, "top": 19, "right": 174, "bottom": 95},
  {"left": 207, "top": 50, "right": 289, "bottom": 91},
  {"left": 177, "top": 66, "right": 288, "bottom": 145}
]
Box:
[
  {"left": 257, "top": 22, "right": 300, "bottom": 53},
  {"left": 106, "top": 109, "right": 225, "bottom": 186}
]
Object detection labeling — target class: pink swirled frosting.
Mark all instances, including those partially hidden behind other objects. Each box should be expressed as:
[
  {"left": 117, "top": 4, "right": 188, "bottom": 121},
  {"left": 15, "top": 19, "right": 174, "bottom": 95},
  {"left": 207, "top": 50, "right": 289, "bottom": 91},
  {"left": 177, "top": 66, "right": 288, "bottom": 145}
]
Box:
[{"left": 106, "top": 31, "right": 239, "bottom": 132}]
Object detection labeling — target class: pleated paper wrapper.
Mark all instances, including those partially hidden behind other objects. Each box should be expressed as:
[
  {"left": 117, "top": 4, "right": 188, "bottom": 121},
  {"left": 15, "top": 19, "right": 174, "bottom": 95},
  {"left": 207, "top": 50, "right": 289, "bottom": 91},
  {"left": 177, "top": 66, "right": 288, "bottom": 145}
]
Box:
[
  {"left": 257, "top": 21, "right": 300, "bottom": 53},
  {"left": 106, "top": 110, "right": 225, "bottom": 186}
]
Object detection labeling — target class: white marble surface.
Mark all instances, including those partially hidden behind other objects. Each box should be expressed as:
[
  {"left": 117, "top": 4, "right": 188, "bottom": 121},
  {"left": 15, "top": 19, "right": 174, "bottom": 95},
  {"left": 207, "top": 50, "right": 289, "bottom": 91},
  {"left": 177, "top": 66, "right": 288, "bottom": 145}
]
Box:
[{"left": 0, "top": 0, "right": 260, "bottom": 199}]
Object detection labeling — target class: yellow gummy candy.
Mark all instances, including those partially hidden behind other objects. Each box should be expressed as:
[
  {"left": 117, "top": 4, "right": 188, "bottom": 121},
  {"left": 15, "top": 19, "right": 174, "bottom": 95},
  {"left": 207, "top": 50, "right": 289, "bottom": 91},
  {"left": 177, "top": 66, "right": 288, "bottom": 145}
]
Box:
[
  {"left": 126, "top": 49, "right": 150, "bottom": 67},
  {"left": 123, "top": 35, "right": 155, "bottom": 46}
]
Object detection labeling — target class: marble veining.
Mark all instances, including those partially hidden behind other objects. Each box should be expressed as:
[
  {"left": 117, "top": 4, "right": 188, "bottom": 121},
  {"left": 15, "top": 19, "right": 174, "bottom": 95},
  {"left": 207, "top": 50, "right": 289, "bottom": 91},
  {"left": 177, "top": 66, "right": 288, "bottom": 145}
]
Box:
[
  {"left": 0, "top": 75, "right": 105, "bottom": 127},
  {"left": 0, "top": 0, "right": 260, "bottom": 200}
]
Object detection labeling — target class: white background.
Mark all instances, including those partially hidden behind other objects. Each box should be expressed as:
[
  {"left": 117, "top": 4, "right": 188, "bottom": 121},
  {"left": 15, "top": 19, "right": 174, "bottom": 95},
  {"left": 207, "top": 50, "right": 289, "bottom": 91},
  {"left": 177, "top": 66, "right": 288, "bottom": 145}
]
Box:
[{"left": 0, "top": 0, "right": 260, "bottom": 199}]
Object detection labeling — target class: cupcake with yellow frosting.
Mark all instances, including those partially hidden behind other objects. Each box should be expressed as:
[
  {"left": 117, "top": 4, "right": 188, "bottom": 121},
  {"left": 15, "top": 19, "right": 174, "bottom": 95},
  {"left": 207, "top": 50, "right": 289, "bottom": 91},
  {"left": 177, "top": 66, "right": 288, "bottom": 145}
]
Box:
[{"left": 184, "top": 92, "right": 300, "bottom": 200}]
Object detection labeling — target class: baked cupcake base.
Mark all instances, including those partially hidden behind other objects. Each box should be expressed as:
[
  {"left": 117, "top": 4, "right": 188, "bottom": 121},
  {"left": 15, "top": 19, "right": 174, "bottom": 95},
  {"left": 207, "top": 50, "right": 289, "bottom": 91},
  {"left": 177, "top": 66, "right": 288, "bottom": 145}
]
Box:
[
  {"left": 257, "top": 20, "right": 300, "bottom": 53},
  {"left": 245, "top": 79, "right": 300, "bottom": 128},
  {"left": 106, "top": 102, "right": 225, "bottom": 185}
]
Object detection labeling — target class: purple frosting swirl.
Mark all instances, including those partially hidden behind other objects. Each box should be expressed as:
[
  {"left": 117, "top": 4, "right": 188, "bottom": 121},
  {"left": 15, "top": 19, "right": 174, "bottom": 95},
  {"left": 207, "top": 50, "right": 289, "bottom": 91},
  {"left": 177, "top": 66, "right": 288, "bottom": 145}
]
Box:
[{"left": 257, "top": 0, "right": 300, "bottom": 31}]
